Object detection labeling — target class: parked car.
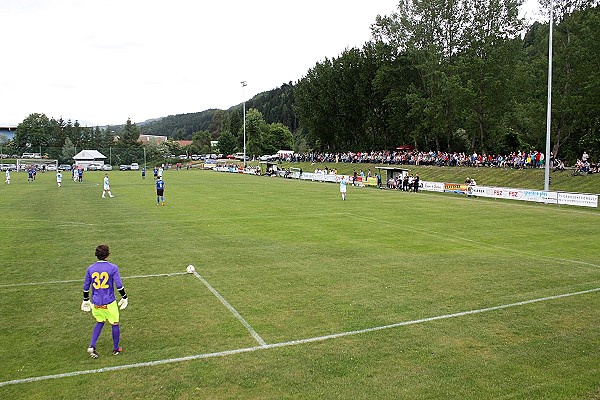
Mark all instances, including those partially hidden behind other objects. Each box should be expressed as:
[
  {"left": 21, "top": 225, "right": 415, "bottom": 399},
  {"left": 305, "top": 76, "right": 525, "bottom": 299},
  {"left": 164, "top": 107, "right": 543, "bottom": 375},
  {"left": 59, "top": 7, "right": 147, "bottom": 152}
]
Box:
[
  {"left": 234, "top": 152, "right": 249, "bottom": 161},
  {"left": 130, "top": 163, "right": 140, "bottom": 170},
  {"left": 102, "top": 164, "right": 113, "bottom": 171},
  {"left": 58, "top": 164, "right": 72, "bottom": 171},
  {"left": 21, "top": 152, "right": 41, "bottom": 159},
  {"left": 119, "top": 164, "right": 131, "bottom": 171},
  {"left": 87, "top": 164, "right": 102, "bottom": 171},
  {"left": 46, "top": 164, "right": 57, "bottom": 171}
]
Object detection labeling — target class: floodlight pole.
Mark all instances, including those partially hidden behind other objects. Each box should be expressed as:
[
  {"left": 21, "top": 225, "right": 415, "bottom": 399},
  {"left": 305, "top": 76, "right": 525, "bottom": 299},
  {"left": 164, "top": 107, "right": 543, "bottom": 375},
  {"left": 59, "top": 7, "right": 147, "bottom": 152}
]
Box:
[
  {"left": 544, "top": 0, "right": 554, "bottom": 191},
  {"left": 241, "top": 81, "right": 247, "bottom": 168}
]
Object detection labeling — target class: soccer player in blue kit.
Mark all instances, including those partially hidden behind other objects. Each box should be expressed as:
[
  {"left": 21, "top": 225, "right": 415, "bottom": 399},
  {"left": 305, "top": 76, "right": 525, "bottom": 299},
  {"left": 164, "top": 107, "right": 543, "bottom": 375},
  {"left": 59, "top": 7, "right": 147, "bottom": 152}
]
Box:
[
  {"left": 156, "top": 176, "right": 165, "bottom": 206},
  {"left": 81, "top": 244, "right": 128, "bottom": 358}
]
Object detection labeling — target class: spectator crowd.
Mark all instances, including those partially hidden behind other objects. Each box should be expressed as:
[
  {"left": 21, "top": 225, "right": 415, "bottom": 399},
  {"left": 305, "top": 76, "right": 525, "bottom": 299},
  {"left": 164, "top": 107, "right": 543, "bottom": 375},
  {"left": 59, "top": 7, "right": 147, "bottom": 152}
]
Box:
[{"left": 278, "top": 149, "right": 556, "bottom": 169}]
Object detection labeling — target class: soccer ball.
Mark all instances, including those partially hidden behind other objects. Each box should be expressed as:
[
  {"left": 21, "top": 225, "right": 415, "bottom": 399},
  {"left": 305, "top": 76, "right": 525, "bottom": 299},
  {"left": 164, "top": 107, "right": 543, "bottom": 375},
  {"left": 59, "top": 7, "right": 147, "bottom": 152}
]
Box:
[{"left": 186, "top": 264, "right": 196, "bottom": 274}]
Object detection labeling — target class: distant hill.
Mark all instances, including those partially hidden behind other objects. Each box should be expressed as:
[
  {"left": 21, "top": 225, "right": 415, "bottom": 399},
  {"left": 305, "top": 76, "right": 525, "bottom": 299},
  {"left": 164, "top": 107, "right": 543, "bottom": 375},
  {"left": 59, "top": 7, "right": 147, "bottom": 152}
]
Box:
[
  {"left": 137, "top": 82, "right": 298, "bottom": 140},
  {"left": 139, "top": 109, "right": 222, "bottom": 139}
]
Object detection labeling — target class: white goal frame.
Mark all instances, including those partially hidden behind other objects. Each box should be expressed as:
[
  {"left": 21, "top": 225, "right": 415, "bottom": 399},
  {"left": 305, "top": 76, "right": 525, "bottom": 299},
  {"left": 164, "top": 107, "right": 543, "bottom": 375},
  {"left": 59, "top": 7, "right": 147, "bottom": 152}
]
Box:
[{"left": 16, "top": 159, "right": 58, "bottom": 172}]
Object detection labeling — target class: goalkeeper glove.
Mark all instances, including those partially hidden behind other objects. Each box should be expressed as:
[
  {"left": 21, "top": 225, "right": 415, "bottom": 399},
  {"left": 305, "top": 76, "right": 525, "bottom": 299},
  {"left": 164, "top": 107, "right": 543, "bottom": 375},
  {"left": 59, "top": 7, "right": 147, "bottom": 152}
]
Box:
[
  {"left": 118, "top": 297, "right": 128, "bottom": 310},
  {"left": 81, "top": 300, "right": 92, "bottom": 312}
]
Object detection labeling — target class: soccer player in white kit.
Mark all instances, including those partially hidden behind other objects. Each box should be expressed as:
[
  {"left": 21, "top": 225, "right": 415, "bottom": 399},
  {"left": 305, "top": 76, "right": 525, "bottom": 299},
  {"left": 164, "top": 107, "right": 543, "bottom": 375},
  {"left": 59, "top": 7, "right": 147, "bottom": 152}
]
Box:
[
  {"left": 339, "top": 177, "right": 347, "bottom": 201},
  {"left": 5, "top": 169, "right": 10, "bottom": 185},
  {"left": 56, "top": 171, "right": 62, "bottom": 188},
  {"left": 102, "top": 174, "right": 114, "bottom": 198}
]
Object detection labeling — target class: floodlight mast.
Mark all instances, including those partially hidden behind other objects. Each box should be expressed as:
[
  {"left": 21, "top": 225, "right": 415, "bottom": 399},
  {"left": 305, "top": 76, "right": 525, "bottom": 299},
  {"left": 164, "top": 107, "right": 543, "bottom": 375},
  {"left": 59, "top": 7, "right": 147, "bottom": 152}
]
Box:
[
  {"left": 544, "top": 0, "right": 553, "bottom": 191},
  {"left": 241, "top": 81, "right": 247, "bottom": 168}
]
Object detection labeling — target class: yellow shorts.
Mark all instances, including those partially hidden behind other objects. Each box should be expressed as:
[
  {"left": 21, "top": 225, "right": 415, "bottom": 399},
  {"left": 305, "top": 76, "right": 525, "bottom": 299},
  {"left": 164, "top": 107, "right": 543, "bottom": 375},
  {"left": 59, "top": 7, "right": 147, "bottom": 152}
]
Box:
[{"left": 91, "top": 301, "right": 119, "bottom": 324}]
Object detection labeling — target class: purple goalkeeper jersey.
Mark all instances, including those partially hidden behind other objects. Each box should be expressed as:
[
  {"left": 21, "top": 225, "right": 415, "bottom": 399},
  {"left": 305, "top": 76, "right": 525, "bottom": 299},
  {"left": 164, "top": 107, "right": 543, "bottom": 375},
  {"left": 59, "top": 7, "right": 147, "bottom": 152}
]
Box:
[{"left": 83, "top": 261, "right": 124, "bottom": 306}]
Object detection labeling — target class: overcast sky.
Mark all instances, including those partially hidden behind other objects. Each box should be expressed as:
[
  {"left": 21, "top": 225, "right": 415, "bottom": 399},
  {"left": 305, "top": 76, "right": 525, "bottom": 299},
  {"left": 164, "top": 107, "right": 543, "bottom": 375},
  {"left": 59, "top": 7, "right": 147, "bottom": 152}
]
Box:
[{"left": 1, "top": 0, "right": 542, "bottom": 127}]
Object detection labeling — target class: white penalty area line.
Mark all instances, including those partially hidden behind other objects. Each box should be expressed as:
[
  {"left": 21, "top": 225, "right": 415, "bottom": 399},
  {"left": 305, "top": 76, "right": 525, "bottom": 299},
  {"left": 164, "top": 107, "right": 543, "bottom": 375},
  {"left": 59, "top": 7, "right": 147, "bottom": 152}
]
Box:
[
  {"left": 192, "top": 270, "right": 267, "bottom": 346},
  {"left": 1, "top": 286, "right": 598, "bottom": 388},
  {"left": 0, "top": 272, "right": 188, "bottom": 288}
]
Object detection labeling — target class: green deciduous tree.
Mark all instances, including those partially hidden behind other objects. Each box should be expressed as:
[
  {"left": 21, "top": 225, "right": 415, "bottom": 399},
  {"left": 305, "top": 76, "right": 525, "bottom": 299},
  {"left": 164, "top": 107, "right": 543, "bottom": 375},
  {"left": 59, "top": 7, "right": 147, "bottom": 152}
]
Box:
[
  {"left": 15, "top": 113, "right": 53, "bottom": 152},
  {"left": 245, "top": 108, "right": 268, "bottom": 157},
  {"left": 191, "top": 130, "right": 211, "bottom": 154},
  {"left": 217, "top": 131, "right": 236, "bottom": 156}
]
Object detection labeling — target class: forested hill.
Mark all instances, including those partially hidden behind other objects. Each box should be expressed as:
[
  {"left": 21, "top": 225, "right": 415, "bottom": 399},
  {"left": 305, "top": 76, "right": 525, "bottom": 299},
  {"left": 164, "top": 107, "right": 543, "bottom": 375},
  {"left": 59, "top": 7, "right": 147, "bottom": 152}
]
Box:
[{"left": 138, "top": 82, "right": 297, "bottom": 140}]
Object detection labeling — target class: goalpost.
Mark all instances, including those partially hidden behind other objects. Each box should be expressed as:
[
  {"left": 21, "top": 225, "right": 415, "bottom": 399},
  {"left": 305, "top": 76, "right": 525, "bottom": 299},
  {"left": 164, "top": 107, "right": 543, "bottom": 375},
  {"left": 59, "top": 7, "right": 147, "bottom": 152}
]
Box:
[{"left": 16, "top": 159, "right": 58, "bottom": 172}]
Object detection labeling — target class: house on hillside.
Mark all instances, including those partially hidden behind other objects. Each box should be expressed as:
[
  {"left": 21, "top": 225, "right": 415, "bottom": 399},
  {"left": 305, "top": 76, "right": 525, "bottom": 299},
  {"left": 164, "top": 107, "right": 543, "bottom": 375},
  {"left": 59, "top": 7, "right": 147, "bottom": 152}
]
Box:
[
  {"left": 175, "top": 140, "right": 192, "bottom": 147},
  {"left": 138, "top": 134, "right": 167, "bottom": 144}
]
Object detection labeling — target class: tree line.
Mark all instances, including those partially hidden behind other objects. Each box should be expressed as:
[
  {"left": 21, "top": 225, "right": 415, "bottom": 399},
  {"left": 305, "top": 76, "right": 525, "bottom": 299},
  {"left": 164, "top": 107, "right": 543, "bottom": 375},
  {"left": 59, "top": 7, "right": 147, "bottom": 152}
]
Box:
[
  {"left": 294, "top": 0, "right": 599, "bottom": 163},
  {"left": 7, "top": 1, "right": 599, "bottom": 164}
]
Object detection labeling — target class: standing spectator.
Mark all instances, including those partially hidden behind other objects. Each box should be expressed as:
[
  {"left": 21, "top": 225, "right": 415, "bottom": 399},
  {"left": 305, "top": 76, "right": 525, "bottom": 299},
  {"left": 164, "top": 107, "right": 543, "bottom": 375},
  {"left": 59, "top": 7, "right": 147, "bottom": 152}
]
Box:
[
  {"left": 81, "top": 244, "right": 128, "bottom": 358},
  {"left": 413, "top": 174, "right": 420, "bottom": 192},
  {"left": 467, "top": 178, "right": 477, "bottom": 197},
  {"left": 156, "top": 175, "right": 165, "bottom": 206}
]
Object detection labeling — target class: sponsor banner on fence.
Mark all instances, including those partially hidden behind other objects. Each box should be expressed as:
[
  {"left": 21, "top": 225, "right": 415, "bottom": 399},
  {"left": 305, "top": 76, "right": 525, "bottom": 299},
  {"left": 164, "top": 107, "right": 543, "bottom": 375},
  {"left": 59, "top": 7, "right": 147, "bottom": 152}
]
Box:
[
  {"left": 300, "top": 172, "right": 339, "bottom": 183},
  {"left": 472, "top": 186, "right": 558, "bottom": 203},
  {"left": 435, "top": 183, "right": 597, "bottom": 208},
  {"left": 443, "top": 183, "right": 468, "bottom": 195},
  {"left": 557, "top": 192, "right": 598, "bottom": 208},
  {"left": 420, "top": 181, "right": 445, "bottom": 192}
]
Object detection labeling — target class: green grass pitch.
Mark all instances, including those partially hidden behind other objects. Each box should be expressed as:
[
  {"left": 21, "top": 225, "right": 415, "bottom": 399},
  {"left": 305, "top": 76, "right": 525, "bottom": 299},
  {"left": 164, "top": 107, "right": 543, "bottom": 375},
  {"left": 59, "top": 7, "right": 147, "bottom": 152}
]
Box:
[{"left": 0, "top": 168, "right": 599, "bottom": 399}]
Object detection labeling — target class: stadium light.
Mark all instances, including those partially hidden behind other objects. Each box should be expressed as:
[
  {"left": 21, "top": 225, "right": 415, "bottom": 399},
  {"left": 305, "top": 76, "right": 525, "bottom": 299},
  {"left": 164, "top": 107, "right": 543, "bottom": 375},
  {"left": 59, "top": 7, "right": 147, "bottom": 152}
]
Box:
[
  {"left": 544, "top": 0, "right": 553, "bottom": 191},
  {"left": 241, "top": 81, "right": 247, "bottom": 168}
]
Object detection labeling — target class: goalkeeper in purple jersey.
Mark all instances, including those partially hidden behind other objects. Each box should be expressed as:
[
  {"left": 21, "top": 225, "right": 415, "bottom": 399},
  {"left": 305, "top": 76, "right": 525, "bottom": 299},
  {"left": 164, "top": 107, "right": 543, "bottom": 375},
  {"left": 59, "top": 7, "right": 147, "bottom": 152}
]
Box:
[{"left": 81, "top": 244, "right": 128, "bottom": 358}]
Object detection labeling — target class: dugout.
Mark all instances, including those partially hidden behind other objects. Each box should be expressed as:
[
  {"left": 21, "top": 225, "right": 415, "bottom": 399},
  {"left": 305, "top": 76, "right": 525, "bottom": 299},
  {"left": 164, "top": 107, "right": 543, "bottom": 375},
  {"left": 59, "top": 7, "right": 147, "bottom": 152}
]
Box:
[
  {"left": 259, "top": 161, "right": 278, "bottom": 176},
  {"left": 376, "top": 166, "right": 410, "bottom": 185}
]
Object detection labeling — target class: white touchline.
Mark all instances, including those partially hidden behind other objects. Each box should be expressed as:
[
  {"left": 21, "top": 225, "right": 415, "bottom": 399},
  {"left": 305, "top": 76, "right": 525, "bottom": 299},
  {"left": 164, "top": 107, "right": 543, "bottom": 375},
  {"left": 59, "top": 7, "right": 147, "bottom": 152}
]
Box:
[
  {"left": 0, "top": 287, "right": 597, "bottom": 388},
  {"left": 192, "top": 270, "right": 267, "bottom": 346},
  {"left": 0, "top": 272, "right": 188, "bottom": 288}
]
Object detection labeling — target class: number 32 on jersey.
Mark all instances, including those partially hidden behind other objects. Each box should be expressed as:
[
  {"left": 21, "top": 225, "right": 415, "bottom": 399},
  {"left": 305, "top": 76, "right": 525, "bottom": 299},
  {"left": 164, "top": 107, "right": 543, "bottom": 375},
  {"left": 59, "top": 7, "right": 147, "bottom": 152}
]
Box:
[{"left": 91, "top": 271, "right": 109, "bottom": 289}]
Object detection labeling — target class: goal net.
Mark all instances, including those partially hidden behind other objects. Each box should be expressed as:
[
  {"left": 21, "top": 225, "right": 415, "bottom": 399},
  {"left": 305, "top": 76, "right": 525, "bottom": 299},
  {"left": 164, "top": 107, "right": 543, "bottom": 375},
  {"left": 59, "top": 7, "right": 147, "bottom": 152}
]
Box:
[{"left": 16, "top": 159, "right": 58, "bottom": 172}]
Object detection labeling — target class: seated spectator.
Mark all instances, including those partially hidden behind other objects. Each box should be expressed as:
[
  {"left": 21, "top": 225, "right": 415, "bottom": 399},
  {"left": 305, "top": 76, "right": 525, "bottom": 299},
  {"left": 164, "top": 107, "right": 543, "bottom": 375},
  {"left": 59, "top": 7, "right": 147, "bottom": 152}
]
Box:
[{"left": 553, "top": 160, "right": 565, "bottom": 172}]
